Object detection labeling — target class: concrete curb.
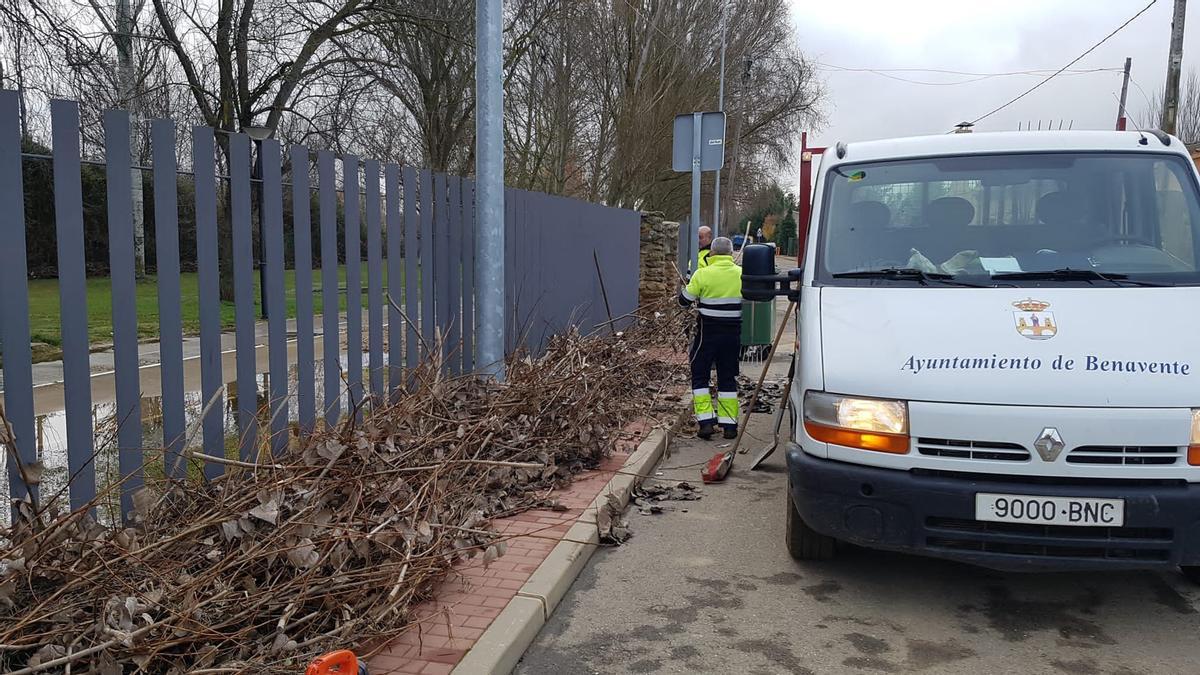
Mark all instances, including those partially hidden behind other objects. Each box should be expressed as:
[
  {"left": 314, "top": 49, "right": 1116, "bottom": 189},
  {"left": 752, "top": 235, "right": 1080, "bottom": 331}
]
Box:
[{"left": 451, "top": 428, "right": 670, "bottom": 675}]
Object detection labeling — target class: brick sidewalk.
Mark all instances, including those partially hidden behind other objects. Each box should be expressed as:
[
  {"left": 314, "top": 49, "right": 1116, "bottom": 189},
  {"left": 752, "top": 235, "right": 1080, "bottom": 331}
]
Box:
[{"left": 367, "top": 420, "right": 656, "bottom": 674}]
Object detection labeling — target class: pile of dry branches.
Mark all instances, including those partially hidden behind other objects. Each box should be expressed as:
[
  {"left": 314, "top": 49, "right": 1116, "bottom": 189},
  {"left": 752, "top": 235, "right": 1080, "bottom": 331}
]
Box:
[{"left": 0, "top": 307, "right": 687, "bottom": 673}]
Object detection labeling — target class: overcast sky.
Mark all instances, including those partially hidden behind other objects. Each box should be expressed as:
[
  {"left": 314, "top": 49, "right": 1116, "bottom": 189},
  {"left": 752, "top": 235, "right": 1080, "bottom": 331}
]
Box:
[{"left": 790, "top": 0, "right": 1194, "bottom": 148}]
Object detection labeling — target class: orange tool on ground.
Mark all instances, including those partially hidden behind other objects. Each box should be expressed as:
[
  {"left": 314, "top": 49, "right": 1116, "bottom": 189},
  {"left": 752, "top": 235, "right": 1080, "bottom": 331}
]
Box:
[{"left": 306, "top": 650, "right": 367, "bottom": 675}]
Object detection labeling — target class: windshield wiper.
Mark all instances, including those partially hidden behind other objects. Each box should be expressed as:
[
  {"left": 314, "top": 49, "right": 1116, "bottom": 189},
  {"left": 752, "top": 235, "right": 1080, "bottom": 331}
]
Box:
[
  {"left": 991, "top": 268, "right": 1170, "bottom": 287},
  {"left": 832, "top": 268, "right": 987, "bottom": 287}
]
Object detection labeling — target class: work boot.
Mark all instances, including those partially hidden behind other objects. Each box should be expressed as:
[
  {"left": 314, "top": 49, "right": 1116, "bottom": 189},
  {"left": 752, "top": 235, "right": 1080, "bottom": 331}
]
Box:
[
  {"left": 723, "top": 426, "right": 738, "bottom": 440},
  {"left": 697, "top": 422, "right": 716, "bottom": 440}
]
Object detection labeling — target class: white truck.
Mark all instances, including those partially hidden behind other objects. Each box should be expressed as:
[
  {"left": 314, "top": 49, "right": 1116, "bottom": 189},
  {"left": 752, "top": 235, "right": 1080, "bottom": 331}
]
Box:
[{"left": 769, "top": 129, "right": 1200, "bottom": 579}]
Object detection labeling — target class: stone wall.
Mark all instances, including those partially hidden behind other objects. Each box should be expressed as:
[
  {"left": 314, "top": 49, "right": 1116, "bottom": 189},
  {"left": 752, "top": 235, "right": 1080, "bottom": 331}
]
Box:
[{"left": 639, "top": 211, "right": 679, "bottom": 306}]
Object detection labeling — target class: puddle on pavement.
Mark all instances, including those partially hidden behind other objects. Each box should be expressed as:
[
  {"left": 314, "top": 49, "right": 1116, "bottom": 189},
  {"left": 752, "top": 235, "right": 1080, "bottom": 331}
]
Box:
[{"left": 1, "top": 355, "right": 384, "bottom": 526}]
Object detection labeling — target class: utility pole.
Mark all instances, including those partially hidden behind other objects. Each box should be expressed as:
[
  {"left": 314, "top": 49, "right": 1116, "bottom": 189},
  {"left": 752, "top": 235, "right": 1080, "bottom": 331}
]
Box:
[
  {"left": 115, "top": 0, "right": 146, "bottom": 278},
  {"left": 712, "top": 0, "right": 728, "bottom": 237},
  {"left": 476, "top": 0, "right": 505, "bottom": 380},
  {"left": 1162, "top": 0, "right": 1187, "bottom": 135},
  {"left": 1117, "top": 57, "right": 1132, "bottom": 130}
]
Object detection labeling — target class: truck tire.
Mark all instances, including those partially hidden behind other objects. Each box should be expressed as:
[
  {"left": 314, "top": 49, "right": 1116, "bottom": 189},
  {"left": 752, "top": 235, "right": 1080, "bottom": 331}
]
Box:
[
  {"left": 786, "top": 479, "right": 836, "bottom": 561},
  {"left": 1180, "top": 566, "right": 1200, "bottom": 585}
]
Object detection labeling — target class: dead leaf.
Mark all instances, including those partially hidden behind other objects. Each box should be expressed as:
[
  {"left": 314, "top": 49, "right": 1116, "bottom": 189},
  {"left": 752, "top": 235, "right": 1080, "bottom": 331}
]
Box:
[
  {"left": 22, "top": 461, "right": 44, "bottom": 485},
  {"left": 286, "top": 539, "right": 319, "bottom": 568},
  {"left": 248, "top": 500, "right": 279, "bottom": 525},
  {"left": 482, "top": 545, "right": 498, "bottom": 567}
]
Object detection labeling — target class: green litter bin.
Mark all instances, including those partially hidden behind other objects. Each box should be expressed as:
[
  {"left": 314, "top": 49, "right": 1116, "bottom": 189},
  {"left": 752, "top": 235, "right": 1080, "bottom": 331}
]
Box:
[{"left": 741, "top": 297, "right": 775, "bottom": 348}]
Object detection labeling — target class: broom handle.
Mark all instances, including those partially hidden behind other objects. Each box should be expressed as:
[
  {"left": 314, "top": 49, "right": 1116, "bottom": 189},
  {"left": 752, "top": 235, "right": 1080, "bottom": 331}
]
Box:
[{"left": 730, "top": 300, "right": 797, "bottom": 458}]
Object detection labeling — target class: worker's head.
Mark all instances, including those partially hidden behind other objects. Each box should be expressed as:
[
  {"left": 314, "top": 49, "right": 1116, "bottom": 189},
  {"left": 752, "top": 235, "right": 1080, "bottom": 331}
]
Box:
[
  {"left": 710, "top": 236, "right": 733, "bottom": 256},
  {"left": 698, "top": 226, "right": 713, "bottom": 248}
]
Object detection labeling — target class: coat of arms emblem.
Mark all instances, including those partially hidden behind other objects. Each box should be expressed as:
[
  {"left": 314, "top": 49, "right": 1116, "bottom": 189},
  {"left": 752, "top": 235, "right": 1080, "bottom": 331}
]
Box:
[{"left": 1013, "top": 298, "right": 1056, "bottom": 340}]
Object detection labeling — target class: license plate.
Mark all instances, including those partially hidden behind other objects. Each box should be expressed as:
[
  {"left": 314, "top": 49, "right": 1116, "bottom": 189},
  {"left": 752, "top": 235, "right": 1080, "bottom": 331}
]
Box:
[{"left": 975, "top": 493, "right": 1125, "bottom": 527}]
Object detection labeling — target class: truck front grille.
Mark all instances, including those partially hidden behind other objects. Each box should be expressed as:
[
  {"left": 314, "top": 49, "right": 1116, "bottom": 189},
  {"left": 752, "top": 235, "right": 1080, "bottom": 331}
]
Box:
[
  {"left": 917, "top": 437, "right": 1030, "bottom": 462},
  {"left": 925, "top": 517, "right": 1173, "bottom": 562},
  {"left": 1066, "top": 445, "right": 1180, "bottom": 466}
]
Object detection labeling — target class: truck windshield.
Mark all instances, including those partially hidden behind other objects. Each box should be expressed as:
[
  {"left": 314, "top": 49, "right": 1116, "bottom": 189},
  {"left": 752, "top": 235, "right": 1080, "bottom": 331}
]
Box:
[{"left": 817, "top": 152, "right": 1200, "bottom": 287}]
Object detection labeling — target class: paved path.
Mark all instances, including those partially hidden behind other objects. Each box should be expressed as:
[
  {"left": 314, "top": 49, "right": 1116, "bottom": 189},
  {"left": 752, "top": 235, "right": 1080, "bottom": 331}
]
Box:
[{"left": 516, "top": 309, "right": 1200, "bottom": 675}]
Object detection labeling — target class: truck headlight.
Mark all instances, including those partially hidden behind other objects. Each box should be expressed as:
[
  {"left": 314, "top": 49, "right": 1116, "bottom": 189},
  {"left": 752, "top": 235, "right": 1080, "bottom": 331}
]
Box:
[
  {"left": 1189, "top": 410, "right": 1200, "bottom": 466},
  {"left": 803, "top": 391, "right": 909, "bottom": 454}
]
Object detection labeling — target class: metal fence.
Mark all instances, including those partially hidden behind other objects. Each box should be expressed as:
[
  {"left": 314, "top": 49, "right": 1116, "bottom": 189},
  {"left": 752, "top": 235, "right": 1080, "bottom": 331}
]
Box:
[{"left": 0, "top": 93, "right": 640, "bottom": 521}]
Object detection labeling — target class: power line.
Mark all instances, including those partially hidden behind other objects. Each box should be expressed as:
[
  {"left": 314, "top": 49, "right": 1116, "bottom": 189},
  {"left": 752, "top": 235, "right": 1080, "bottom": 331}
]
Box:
[
  {"left": 1128, "top": 73, "right": 1158, "bottom": 114},
  {"left": 968, "top": 0, "right": 1158, "bottom": 125},
  {"left": 818, "top": 63, "right": 1121, "bottom": 77},
  {"left": 815, "top": 63, "right": 1122, "bottom": 86}
]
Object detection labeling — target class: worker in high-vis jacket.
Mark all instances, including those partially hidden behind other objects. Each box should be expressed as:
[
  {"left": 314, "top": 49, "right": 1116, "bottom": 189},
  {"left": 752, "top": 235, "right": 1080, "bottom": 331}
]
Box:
[
  {"left": 678, "top": 236, "right": 741, "bottom": 440},
  {"left": 696, "top": 226, "right": 713, "bottom": 269}
]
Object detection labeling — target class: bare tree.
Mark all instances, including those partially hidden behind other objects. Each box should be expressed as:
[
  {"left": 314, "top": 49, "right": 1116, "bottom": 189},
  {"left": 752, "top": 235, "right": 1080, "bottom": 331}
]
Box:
[{"left": 1142, "top": 69, "right": 1200, "bottom": 143}]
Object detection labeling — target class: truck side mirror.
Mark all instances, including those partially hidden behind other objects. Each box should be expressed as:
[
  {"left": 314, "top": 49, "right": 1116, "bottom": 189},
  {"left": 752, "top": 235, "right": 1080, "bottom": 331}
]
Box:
[{"left": 741, "top": 243, "right": 802, "bottom": 303}]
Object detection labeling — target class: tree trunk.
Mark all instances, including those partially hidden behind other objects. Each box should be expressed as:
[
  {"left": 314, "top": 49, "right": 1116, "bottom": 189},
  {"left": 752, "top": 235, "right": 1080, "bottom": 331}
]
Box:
[{"left": 115, "top": 0, "right": 146, "bottom": 278}]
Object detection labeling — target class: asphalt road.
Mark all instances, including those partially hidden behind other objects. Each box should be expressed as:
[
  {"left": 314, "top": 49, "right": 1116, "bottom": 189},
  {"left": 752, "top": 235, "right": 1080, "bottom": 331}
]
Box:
[{"left": 515, "top": 346, "right": 1200, "bottom": 675}]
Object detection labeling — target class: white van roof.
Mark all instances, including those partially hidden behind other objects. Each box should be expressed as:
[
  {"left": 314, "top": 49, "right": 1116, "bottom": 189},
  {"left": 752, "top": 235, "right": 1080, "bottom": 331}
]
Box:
[{"left": 828, "top": 130, "right": 1190, "bottom": 165}]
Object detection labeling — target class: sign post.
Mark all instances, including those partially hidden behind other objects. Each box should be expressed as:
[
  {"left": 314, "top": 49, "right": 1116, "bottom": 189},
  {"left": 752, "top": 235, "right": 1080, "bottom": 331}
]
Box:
[{"left": 673, "top": 111, "right": 726, "bottom": 273}]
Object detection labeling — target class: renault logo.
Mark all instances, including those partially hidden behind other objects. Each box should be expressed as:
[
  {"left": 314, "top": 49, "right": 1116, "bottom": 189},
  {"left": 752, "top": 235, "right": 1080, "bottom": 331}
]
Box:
[{"left": 1034, "top": 428, "right": 1065, "bottom": 462}]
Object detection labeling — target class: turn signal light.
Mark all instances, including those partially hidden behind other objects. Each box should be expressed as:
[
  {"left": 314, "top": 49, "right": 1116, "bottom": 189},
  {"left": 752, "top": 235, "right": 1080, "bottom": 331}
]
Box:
[
  {"left": 804, "top": 420, "right": 910, "bottom": 454},
  {"left": 1189, "top": 445, "right": 1200, "bottom": 466}
]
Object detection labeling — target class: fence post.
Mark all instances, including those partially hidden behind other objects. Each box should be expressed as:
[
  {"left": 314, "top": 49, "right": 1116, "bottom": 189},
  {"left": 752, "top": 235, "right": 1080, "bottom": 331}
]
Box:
[
  {"left": 230, "top": 133, "right": 259, "bottom": 458},
  {"left": 261, "top": 139, "right": 288, "bottom": 455},
  {"left": 51, "top": 100, "right": 97, "bottom": 510},
  {"left": 105, "top": 110, "right": 145, "bottom": 512},
  {"left": 318, "top": 150, "right": 341, "bottom": 426},
  {"left": 193, "top": 126, "right": 225, "bottom": 479},
  {"left": 365, "top": 160, "right": 384, "bottom": 400},
  {"left": 419, "top": 170, "right": 435, "bottom": 360},
  {"left": 344, "top": 155, "right": 363, "bottom": 416},
  {"left": 1, "top": 90, "right": 37, "bottom": 508},
  {"left": 447, "top": 177, "right": 463, "bottom": 375},
  {"left": 461, "top": 179, "right": 476, "bottom": 372},
  {"left": 386, "top": 165, "right": 404, "bottom": 393},
  {"left": 291, "top": 145, "right": 317, "bottom": 433},
  {"left": 402, "top": 167, "right": 420, "bottom": 385},
  {"left": 151, "top": 118, "right": 186, "bottom": 479}
]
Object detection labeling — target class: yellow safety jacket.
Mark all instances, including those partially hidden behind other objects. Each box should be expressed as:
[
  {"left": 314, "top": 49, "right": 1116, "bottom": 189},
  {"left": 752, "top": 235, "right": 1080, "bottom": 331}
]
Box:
[
  {"left": 697, "top": 247, "right": 711, "bottom": 269},
  {"left": 679, "top": 254, "right": 742, "bottom": 325}
]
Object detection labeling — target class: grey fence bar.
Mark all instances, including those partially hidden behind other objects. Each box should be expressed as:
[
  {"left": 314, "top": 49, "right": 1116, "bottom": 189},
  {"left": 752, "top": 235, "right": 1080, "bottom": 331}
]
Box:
[
  {"left": 403, "top": 167, "right": 420, "bottom": 382},
  {"left": 51, "top": 100, "right": 96, "bottom": 509},
  {"left": 262, "top": 139, "right": 288, "bottom": 456},
  {"left": 462, "top": 179, "right": 476, "bottom": 372},
  {"left": 292, "top": 146, "right": 317, "bottom": 432},
  {"left": 105, "top": 111, "right": 144, "bottom": 510},
  {"left": 0, "top": 92, "right": 34, "bottom": 507},
  {"left": 434, "top": 174, "right": 450, "bottom": 356},
  {"left": 503, "top": 188, "right": 516, "bottom": 354},
  {"left": 365, "top": 160, "right": 384, "bottom": 400},
  {"left": 419, "top": 170, "right": 435, "bottom": 358},
  {"left": 344, "top": 156, "right": 363, "bottom": 415},
  {"left": 193, "top": 127, "right": 224, "bottom": 480},
  {"left": 447, "top": 177, "right": 463, "bottom": 374},
  {"left": 1, "top": 90, "right": 642, "bottom": 524},
  {"left": 386, "top": 164, "right": 404, "bottom": 393},
  {"left": 152, "top": 119, "right": 186, "bottom": 478},
  {"left": 230, "top": 133, "right": 258, "bottom": 459},
  {"left": 318, "top": 151, "right": 341, "bottom": 426}
]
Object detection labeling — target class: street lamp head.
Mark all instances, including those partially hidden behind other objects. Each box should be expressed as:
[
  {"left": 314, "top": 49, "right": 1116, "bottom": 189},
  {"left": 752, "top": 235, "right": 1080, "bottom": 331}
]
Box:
[{"left": 243, "top": 125, "right": 272, "bottom": 141}]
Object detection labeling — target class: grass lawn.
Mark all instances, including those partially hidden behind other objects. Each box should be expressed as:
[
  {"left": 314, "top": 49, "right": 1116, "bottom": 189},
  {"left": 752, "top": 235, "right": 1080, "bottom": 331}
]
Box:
[{"left": 25, "top": 263, "right": 399, "bottom": 350}]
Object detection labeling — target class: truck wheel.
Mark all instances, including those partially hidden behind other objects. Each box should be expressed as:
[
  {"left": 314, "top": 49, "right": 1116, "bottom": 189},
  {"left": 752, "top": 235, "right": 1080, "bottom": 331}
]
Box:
[
  {"left": 786, "top": 479, "right": 836, "bottom": 561},
  {"left": 1180, "top": 566, "right": 1200, "bottom": 585}
]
